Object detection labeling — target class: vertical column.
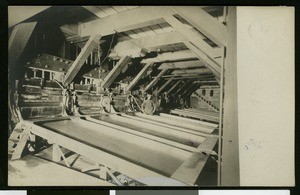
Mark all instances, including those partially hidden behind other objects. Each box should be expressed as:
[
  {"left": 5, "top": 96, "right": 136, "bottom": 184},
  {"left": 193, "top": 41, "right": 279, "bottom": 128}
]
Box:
[{"left": 221, "top": 6, "right": 240, "bottom": 186}]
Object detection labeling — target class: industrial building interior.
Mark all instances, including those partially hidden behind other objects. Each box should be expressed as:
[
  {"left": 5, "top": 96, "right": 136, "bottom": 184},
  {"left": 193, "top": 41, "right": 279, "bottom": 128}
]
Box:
[{"left": 8, "top": 6, "right": 237, "bottom": 186}]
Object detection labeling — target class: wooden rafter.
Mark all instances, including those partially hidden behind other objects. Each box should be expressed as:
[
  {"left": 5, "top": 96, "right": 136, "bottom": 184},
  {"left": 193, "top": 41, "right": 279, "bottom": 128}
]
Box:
[
  {"left": 126, "top": 62, "right": 154, "bottom": 91},
  {"left": 63, "top": 34, "right": 101, "bottom": 86},
  {"left": 184, "top": 41, "right": 221, "bottom": 79},
  {"left": 144, "top": 68, "right": 168, "bottom": 92},
  {"left": 157, "top": 79, "right": 173, "bottom": 94},
  {"left": 164, "top": 15, "right": 222, "bottom": 59},
  {"left": 170, "top": 6, "right": 227, "bottom": 47},
  {"left": 100, "top": 56, "right": 132, "bottom": 88},
  {"left": 166, "top": 80, "right": 182, "bottom": 95},
  {"left": 142, "top": 50, "right": 198, "bottom": 64}
]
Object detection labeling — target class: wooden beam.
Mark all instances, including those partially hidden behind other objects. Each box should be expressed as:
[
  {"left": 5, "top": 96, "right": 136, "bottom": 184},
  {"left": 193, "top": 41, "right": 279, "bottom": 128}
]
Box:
[
  {"left": 171, "top": 6, "right": 227, "bottom": 46},
  {"left": 157, "top": 79, "right": 173, "bottom": 94},
  {"left": 100, "top": 56, "right": 132, "bottom": 88},
  {"left": 164, "top": 15, "right": 222, "bottom": 60},
  {"left": 141, "top": 50, "right": 198, "bottom": 64},
  {"left": 166, "top": 80, "right": 182, "bottom": 95},
  {"left": 171, "top": 109, "right": 219, "bottom": 123},
  {"left": 173, "top": 80, "right": 193, "bottom": 96},
  {"left": 112, "top": 32, "right": 187, "bottom": 58},
  {"left": 9, "top": 22, "right": 37, "bottom": 82},
  {"left": 158, "top": 60, "right": 205, "bottom": 70},
  {"left": 126, "top": 62, "right": 154, "bottom": 91},
  {"left": 144, "top": 68, "right": 168, "bottom": 92},
  {"left": 63, "top": 34, "right": 101, "bottom": 86},
  {"left": 80, "top": 6, "right": 174, "bottom": 37},
  {"left": 182, "top": 82, "right": 200, "bottom": 96},
  {"left": 172, "top": 68, "right": 211, "bottom": 75},
  {"left": 82, "top": 6, "right": 105, "bottom": 18},
  {"left": 185, "top": 41, "right": 221, "bottom": 79},
  {"left": 8, "top": 6, "right": 50, "bottom": 28},
  {"left": 160, "top": 113, "right": 218, "bottom": 128},
  {"left": 171, "top": 137, "right": 218, "bottom": 185},
  {"left": 173, "top": 80, "right": 189, "bottom": 95}
]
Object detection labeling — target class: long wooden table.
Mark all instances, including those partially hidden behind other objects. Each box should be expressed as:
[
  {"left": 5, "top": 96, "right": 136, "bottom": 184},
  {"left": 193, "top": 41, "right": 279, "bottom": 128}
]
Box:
[
  {"left": 20, "top": 112, "right": 218, "bottom": 186},
  {"left": 170, "top": 108, "right": 219, "bottom": 123}
]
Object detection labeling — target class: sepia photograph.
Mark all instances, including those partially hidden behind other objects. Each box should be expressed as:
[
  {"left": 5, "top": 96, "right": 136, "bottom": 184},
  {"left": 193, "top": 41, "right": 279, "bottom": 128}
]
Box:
[{"left": 7, "top": 6, "right": 294, "bottom": 187}]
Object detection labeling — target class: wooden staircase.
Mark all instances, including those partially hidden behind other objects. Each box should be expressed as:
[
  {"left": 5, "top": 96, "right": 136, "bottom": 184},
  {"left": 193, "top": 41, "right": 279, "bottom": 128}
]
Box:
[{"left": 194, "top": 92, "right": 219, "bottom": 112}]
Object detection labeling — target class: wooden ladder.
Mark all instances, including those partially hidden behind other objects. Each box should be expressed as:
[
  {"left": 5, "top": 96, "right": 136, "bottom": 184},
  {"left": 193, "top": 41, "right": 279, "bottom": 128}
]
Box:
[{"left": 8, "top": 123, "right": 30, "bottom": 160}]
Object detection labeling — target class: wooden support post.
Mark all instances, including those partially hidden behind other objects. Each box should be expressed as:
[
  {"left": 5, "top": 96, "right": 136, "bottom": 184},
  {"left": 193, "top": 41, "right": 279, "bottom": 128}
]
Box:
[
  {"left": 144, "top": 68, "right": 168, "bottom": 92},
  {"left": 99, "top": 165, "right": 107, "bottom": 180},
  {"left": 100, "top": 56, "right": 132, "bottom": 88},
  {"left": 52, "top": 144, "right": 61, "bottom": 162},
  {"left": 157, "top": 79, "right": 173, "bottom": 94},
  {"left": 126, "top": 62, "right": 154, "bottom": 91},
  {"left": 52, "top": 144, "right": 71, "bottom": 167},
  {"left": 166, "top": 80, "right": 182, "bottom": 95},
  {"left": 221, "top": 6, "right": 239, "bottom": 186},
  {"left": 63, "top": 34, "right": 101, "bottom": 86}
]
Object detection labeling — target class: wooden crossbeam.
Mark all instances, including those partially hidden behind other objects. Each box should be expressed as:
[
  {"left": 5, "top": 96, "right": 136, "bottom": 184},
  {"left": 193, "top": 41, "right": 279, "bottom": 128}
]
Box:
[
  {"left": 112, "top": 32, "right": 187, "bottom": 59},
  {"left": 144, "top": 68, "right": 168, "bottom": 92},
  {"left": 142, "top": 50, "right": 198, "bottom": 64},
  {"left": 171, "top": 6, "right": 227, "bottom": 47},
  {"left": 171, "top": 137, "right": 218, "bottom": 185},
  {"left": 164, "top": 15, "right": 222, "bottom": 61},
  {"left": 63, "top": 34, "right": 101, "bottom": 86},
  {"left": 126, "top": 62, "right": 154, "bottom": 91},
  {"left": 158, "top": 60, "right": 205, "bottom": 70},
  {"left": 80, "top": 6, "right": 174, "bottom": 37},
  {"left": 172, "top": 68, "right": 211, "bottom": 75},
  {"left": 100, "top": 56, "right": 132, "bottom": 88}
]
